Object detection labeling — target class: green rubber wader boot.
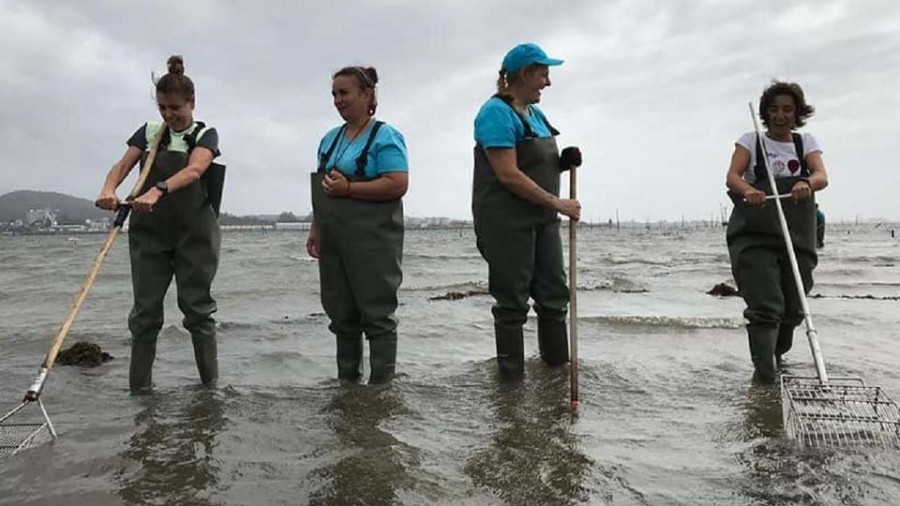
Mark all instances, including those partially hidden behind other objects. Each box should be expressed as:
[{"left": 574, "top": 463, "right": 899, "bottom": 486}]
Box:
[
  {"left": 748, "top": 325, "right": 778, "bottom": 384},
  {"left": 368, "top": 334, "right": 397, "bottom": 385},
  {"left": 775, "top": 324, "right": 795, "bottom": 369},
  {"left": 191, "top": 335, "right": 218, "bottom": 385},
  {"left": 129, "top": 339, "right": 157, "bottom": 392},
  {"left": 537, "top": 318, "right": 569, "bottom": 367},
  {"left": 495, "top": 324, "right": 525, "bottom": 380},
  {"left": 337, "top": 335, "right": 363, "bottom": 382}
]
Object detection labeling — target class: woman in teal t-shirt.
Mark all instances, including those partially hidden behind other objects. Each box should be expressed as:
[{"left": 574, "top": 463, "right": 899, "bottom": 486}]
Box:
[
  {"left": 307, "top": 66, "right": 409, "bottom": 384},
  {"left": 472, "top": 43, "right": 583, "bottom": 379}
]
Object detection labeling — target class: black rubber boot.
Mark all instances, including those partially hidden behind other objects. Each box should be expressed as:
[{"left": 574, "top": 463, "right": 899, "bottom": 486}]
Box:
[
  {"left": 129, "top": 339, "right": 157, "bottom": 393},
  {"left": 537, "top": 318, "right": 569, "bottom": 367},
  {"left": 748, "top": 325, "right": 778, "bottom": 384},
  {"left": 495, "top": 324, "right": 525, "bottom": 380},
  {"left": 336, "top": 335, "right": 363, "bottom": 382},
  {"left": 191, "top": 334, "right": 218, "bottom": 386},
  {"left": 368, "top": 334, "right": 397, "bottom": 385},
  {"left": 775, "top": 324, "right": 795, "bottom": 370}
]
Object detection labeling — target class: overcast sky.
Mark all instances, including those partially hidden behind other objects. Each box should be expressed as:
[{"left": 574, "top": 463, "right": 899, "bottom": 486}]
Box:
[{"left": 2, "top": 0, "right": 898, "bottom": 222}]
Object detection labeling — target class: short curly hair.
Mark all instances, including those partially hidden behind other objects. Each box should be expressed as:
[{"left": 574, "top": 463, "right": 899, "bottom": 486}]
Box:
[{"left": 759, "top": 80, "right": 815, "bottom": 129}]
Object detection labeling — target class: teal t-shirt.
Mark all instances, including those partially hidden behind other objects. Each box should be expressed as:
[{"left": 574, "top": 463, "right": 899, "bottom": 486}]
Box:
[
  {"left": 474, "top": 97, "right": 554, "bottom": 149},
  {"left": 317, "top": 120, "right": 408, "bottom": 178}
]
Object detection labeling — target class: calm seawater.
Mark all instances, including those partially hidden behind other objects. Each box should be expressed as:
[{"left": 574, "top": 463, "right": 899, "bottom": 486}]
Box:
[{"left": 1, "top": 224, "right": 899, "bottom": 505}]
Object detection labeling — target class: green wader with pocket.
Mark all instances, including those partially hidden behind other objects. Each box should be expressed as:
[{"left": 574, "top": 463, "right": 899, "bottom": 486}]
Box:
[
  {"left": 472, "top": 99, "right": 570, "bottom": 379},
  {"left": 311, "top": 122, "right": 404, "bottom": 384},
  {"left": 128, "top": 123, "right": 224, "bottom": 392},
  {"left": 727, "top": 134, "right": 816, "bottom": 384}
]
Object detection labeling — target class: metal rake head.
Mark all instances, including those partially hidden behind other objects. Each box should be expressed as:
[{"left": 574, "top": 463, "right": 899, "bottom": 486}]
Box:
[
  {"left": 0, "top": 400, "right": 57, "bottom": 459},
  {"left": 782, "top": 375, "right": 900, "bottom": 448},
  {"left": 0, "top": 421, "right": 49, "bottom": 458}
]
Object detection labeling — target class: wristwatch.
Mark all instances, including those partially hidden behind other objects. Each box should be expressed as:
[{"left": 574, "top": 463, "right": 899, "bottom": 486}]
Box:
[{"left": 155, "top": 181, "right": 169, "bottom": 195}]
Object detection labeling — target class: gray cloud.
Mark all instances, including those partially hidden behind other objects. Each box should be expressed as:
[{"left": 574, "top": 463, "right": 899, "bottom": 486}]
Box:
[{"left": 2, "top": 0, "right": 898, "bottom": 221}]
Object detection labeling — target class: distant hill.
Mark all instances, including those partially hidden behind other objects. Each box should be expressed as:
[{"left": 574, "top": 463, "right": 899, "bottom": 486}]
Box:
[{"left": 0, "top": 190, "right": 108, "bottom": 223}]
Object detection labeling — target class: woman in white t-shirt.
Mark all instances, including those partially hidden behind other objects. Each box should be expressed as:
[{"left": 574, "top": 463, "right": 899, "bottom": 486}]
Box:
[{"left": 725, "top": 81, "right": 829, "bottom": 384}]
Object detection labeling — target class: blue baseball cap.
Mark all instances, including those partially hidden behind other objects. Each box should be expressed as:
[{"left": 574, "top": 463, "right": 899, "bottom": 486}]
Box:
[{"left": 501, "top": 43, "right": 564, "bottom": 74}]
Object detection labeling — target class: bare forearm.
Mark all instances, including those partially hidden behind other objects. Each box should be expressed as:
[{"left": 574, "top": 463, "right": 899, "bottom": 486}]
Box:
[
  {"left": 809, "top": 171, "right": 828, "bottom": 192},
  {"left": 498, "top": 170, "right": 559, "bottom": 209},
  {"left": 726, "top": 172, "right": 756, "bottom": 197},
  {"left": 349, "top": 175, "right": 407, "bottom": 201},
  {"left": 102, "top": 163, "right": 133, "bottom": 193},
  {"left": 163, "top": 165, "right": 205, "bottom": 193}
]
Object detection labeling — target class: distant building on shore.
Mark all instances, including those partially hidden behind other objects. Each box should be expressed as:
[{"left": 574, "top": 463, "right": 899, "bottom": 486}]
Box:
[{"left": 26, "top": 208, "right": 58, "bottom": 227}]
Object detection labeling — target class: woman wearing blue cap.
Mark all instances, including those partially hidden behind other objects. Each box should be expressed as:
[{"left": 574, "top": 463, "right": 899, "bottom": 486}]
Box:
[{"left": 472, "top": 43, "right": 583, "bottom": 379}]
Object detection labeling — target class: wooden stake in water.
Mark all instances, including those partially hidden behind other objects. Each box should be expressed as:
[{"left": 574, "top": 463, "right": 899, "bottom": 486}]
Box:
[{"left": 569, "top": 167, "right": 579, "bottom": 410}]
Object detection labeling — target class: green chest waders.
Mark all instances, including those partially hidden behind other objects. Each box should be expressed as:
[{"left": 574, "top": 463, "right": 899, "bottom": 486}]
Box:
[
  {"left": 472, "top": 101, "right": 570, "bottom": 377},
  {"left": 311, "top": 122, "right": 404, "bottom": 383},
  {"left": 127, "top": 130, "right": 224, "bottom": 391},
  {"left": 728, "top": 167, "right": 817, "bottom": 383}
]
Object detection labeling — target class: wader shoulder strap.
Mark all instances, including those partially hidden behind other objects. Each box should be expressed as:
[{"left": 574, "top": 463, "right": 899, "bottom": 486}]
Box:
[
  {"left": 184, "top": 121, "right": 206, "bottom": 153},
  {"left": 355, "top": 120, "right": 385, "bottom": 178},
  {"left": 753, "top": 134, "right": 767, "bottom": 183},
  {"left": 532, "top": 108, "right": 561, "bottom": 136},
  {"left": 492, "top": 94, "right": 559, "bottom": 138},
  {"left": 792, "top": 133, "right": 810, "bottom": 176},
  {"left": 318, "top": 125, "right": 347, "bottom": 172}
]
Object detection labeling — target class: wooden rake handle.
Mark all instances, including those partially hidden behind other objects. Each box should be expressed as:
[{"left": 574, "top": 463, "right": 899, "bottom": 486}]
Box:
[
  {"left": 569, "top": 167, "right": 579, "bottom": 409},
  {"left": 25, "top": 125, "right": 168, "bottom": 401}
]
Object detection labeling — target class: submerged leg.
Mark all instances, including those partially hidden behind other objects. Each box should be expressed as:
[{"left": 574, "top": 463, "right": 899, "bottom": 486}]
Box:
[
  {"left": 748, "top": 325, "right": 778, "bottom": 384},
  {"left": 495, "top": 323, "right": 525, "bottom": 380}
]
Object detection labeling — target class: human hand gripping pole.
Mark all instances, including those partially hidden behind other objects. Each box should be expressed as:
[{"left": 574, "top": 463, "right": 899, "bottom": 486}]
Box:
[{"left": 22, "top": 125, "right": 168, "bottom": 405}]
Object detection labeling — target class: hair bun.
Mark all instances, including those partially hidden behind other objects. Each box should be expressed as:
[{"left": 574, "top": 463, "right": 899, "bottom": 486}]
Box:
[
  {"left": 167, "top": 55, "right": 185, "bottom": 75},
  {"left": 363, "top": 67, "right": 378, "bottom": 86}
]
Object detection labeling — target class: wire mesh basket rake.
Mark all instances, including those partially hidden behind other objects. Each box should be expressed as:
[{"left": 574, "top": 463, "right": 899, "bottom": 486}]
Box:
[
  {"left": 782, "top": 375, "right": 900, "bottom": 448},
  {"left": 0, "top": 400, "right": 57, "bottom": 458}
]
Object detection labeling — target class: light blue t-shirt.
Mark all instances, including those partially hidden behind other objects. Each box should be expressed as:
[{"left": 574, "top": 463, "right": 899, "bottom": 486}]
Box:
[
  {"left": 474, "top": 97, "right": 555, "bottom": 149},
  {"left": 317, "top": 121, "right": 408, "bottom": 178}
]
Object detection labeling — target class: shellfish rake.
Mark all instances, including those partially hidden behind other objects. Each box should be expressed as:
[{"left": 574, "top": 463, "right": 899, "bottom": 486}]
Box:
[
  {"left": 0, "top": 126, "right": 166, "bottom": 458},
  {"left": 749, "top": 103, "right": 900, "bottom": 447}
]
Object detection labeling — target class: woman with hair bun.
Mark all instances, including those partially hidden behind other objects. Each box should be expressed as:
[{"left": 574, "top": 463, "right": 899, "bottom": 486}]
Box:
[
  {"left": 95, "top": 55, "right": 224, "bottom": 392},
  {"left": 307, "top": 66, "right": 409, "bottom": 384},
  {"left": 726, "top": 80, "right": 829, "bottom": 384}
]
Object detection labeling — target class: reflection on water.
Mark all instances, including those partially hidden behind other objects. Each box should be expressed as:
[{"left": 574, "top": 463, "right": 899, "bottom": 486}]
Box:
[
  {"left": 465, "top": 363, "right": 592, "bottom": 505},
  {"left": 115, "top": 388, "right": 228, "bottom": 505},
  {"left": 309, "top": 385, "right": 419, "bottom": 506}
]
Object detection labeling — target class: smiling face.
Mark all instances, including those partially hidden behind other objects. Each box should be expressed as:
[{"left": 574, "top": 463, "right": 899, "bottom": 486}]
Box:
[
  {"left": 331, "top": 74, "right": 372, "bottom": 122},
  {"left": 507, "top": 64, "right": 551, "bottom": 105},
  {"left": 765, "top": 94, "right": 797, "bottom": 134},
  {"left": 156, "top": 92, "right": 195, "bottom": 132}
]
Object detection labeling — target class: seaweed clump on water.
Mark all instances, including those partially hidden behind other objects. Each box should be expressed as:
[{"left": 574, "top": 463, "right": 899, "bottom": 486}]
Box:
[
  {"left": 57, "top": 341, "right": 113, "bottom": 367},
  {"left": 429, "top": 289, "right": 489, "bottom": 301},
  {"left": 707, "top": 283, "right": 740, "bottom": 297}
]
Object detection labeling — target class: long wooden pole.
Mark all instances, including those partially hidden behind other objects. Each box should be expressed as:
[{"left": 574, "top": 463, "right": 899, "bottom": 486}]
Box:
[
  {"left": 24, "top": 125, "right": 167, "bottom": 402},
  {"left": 569, "top": 167, "right": 579, "bottom": 410}
]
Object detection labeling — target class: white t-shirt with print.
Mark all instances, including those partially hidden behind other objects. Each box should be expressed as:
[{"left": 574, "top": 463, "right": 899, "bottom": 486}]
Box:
[{"left": 736, "top": 132, "right": 822, "bottom": 185}]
